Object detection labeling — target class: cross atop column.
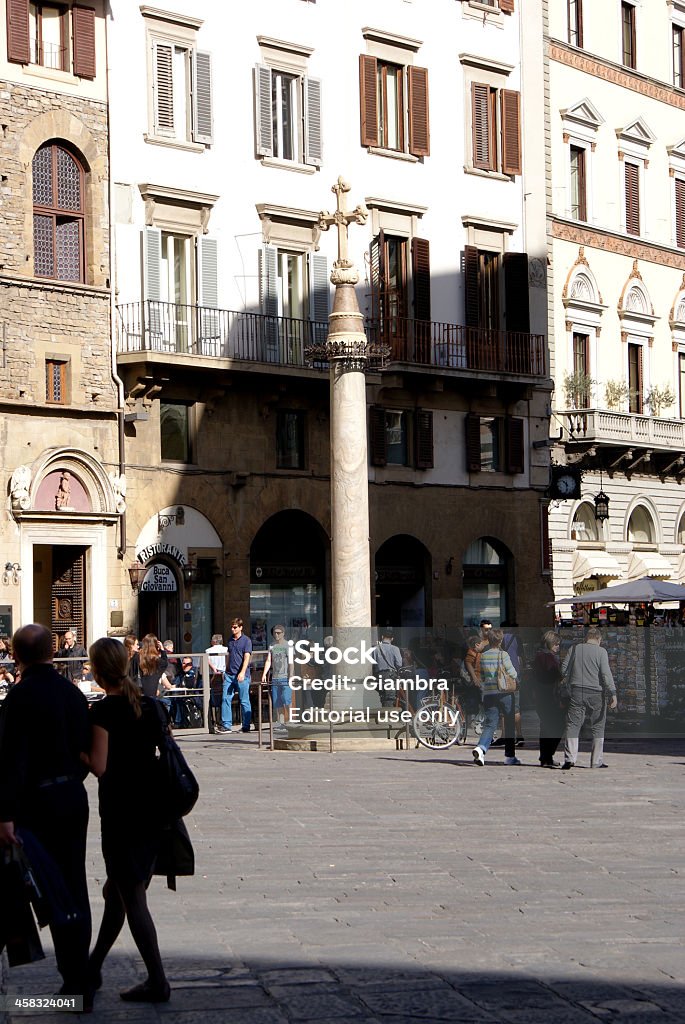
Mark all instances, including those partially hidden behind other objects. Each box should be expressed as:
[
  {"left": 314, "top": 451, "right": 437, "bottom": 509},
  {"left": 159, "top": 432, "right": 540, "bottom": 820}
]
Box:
[{"left": 319, "top": 177, "right": 367, "bottom": 266}]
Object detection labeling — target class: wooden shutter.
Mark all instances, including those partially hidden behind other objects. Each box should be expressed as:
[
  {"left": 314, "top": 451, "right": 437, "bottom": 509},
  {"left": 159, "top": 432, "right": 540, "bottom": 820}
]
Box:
[
  {"left": 464, "top": 246, "right": 480, "bottom": 328},
  {"left": 72, "top": 6, "right": 96, "bottom": 79},
  {"left": 254, "top": 64, "right": 273, "bottom": 157},
  {"left": 503, "top": 253, "right": 530, "bottom": 333},
  {"left": 465, "top": 414, "right": 482, "bottom": 473},
  {"left": 676, "top": 178, "right": 685, "bottom": 248},
  {"left": 370, "top": 407, "right": 387, "bottom": 466},
  {"left": 153, "top": 42, "right": 175, "bottom": 136},
  {"left": 415, "top": 409, "right": 434, "bottom": 470},
  {"left": 625, "top": 162, "right": 640, "bottom": 235},
  {"left": 304, "top": 76, "right": 323, "bottom": 166},
  {"left": 259, "top": 245, "right": 279, "bottom": 359},
  {"left": 192, "top": 50, "right": 213, "bottom": 145},
  {"left": 407, "top": 66, "right": 430, "bottom": 157},
  {"left": 198, "top": 236, "right": 219, "bottom": 343},
  {"left": 505, "top": 417, "right": 525, "bottom": 475},
  {"left": 471, "top": 84, "right": 493, "bottom": 170},
  {"left": 411, "top": 237, "right": 431, "bottom": 322},
  {"left": 500, "top": 0, "right": 515, "bottom": 11},
  {"left": 369, "top": 232, "right": 384, "bottom": 323},
  {"left": 501, "top": 90, "right": 522, "bottom": 175},
  {"left": 308, "top": 252, "right": 329, "bottom": 342},
  {"left": 359, "top": 55, "right": 379, "bottom": 147},
  {"left": 143, "top": 227, "right": 163, "bottom": 336},
  {"left": 7, "top": 0, "right": 30, "bottom": 64}
]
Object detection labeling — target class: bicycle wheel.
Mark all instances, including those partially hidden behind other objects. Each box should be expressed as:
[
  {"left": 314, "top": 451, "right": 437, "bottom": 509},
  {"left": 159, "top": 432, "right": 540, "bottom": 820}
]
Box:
[{"left": 413, "top": 702, "right": 465, "bottom": 749}]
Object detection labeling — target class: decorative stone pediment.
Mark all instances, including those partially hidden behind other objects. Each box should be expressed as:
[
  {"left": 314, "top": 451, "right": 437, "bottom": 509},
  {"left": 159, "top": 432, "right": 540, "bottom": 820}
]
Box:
[
  {"left": 562, "top": 248, "right": 606, "bottom": 328},
  {"left": 618, "top": 260, "right": 657, "bottom": 333},
  {"left": 560, "top": 98, "right": 604, "bottom": 133},
  {"left": 616, "top": 116, "right": 656, "bottom": 154},
  {"left": 668, "top": 138, "right": 685, "bottom": 162}
]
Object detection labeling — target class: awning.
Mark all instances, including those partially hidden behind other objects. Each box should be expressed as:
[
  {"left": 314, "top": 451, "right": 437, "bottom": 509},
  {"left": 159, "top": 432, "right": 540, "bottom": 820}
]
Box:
[
  {"left": 626, "top": 552, "right": 674, "bottom": 580},
  {"left": 572, "top": 549, "right": 623, "bottom": 584}
]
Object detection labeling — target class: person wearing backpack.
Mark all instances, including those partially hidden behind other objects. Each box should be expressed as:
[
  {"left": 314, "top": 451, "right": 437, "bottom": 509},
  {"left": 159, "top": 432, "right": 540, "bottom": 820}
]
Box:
[{"left": 84, "top": 637, "right": 171, "bottom": 1005}]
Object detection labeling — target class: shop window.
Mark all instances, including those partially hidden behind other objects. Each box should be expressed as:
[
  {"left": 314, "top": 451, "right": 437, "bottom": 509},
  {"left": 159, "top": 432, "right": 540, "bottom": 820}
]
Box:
[{"left": 160, "top": 401, "right": 192, "bottom": 463}]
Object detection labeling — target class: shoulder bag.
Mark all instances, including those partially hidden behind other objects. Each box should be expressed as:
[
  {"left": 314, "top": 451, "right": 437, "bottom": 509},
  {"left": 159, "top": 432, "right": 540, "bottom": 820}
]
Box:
[
  {"left": 152, "top": 700, "right": 200, "bottom": 821},
  {"left": 496, "top": 651, "right": 517, "bottom": 693}
]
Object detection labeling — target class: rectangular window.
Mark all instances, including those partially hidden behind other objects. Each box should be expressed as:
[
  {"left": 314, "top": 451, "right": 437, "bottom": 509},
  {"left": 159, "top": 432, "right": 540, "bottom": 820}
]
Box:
[
  {"left": 465, "top": 414, "right": 524, "bottom": 474},
  {"left": 570, "top": 145, "right": 587, "bottom": 221},
  {"left": 30, "top": 3, "right": 66, "bottom": 70},
  {"left": 359, "top": 55, "right": 429, "bottom": 157},
  {"left": 160, "top": 401, "right": 191, "bottom": 462},
  {"left": 369, "top": 406, "right": 433, "bottom": 469},
  {"left": 255, "top": 64, "right": 322, "bottom": 166},
  {"left": 625, "top": 161, "right": 640, "bottom": 236},
  {"left": 151, "top": 38, "right": 213, "bottom": 145},
  {"left": 45, "top": 358, "right": 68, "bottom": 404},
  {"left": 674, "top": 25, "right": 684, "bottom": 87},
  {"left": 470, "top": 83, "right": 521, "bottom": 176},
  {"left": 271, "top": 70, "right": 297, "bottom": 161},
  {"left": 680, "top": 353, "right": 685, "bottom": 418},
  {"left": 480, "top": 417, "right": 501, "bottom": 472},
  {"left": 622, "top": 2, "right": 636, "bottom": 68},
  {"left": 676, "top": 178, "right": 685, "bottom": 248},
  {"left": 627, "top": 343, "right": 643, "bottom": 413},
  {"left": 276, "top": 410, "right": 306, "bottom": 469},
  {"left": 385, "top": 410, "right": 408, "bottom": 465},
  {"left": 573, "top": 332, "right": 590, "bottom": 407},
  {"left": 568, "top": 0, "right": 583, "bottom": 46}
]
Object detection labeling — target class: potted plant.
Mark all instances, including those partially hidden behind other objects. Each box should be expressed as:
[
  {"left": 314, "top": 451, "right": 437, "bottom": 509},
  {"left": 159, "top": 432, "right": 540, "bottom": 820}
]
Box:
[
  {"left": 563, "top": 370, "right": 595, "bottom": 409},
  {"left": 604, "top": 379, "right": 636, "bottom": 411},
  {"left": 644, "top": 384, "right": 676, "bottom": 417}
]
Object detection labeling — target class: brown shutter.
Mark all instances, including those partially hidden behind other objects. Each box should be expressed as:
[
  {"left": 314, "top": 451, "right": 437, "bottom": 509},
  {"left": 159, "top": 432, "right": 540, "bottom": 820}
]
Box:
[
  {"left": 503, "top": 253, "right": 530, "bottom": 334},
  {"left": 6, "top": 0, "right": 30, "bottom": 64},
  {"left": 369, "top": 232, "right": 384, "bottom": 324},
  {"left": 359, "top": 55, "right": 379, "bottom": 148},
  {"left": 407, "top": 66, "right": 430, "bottom": 157},
  {"left": 625, "top": 162, "right": 640, "bottom": 235},
  {"left": 500, "top": 0, "right": 515, "bottom": 11},
  {"left": 505, "top": 418, "right": 525, "bottom": 475},
  {"left": 464, "top": 246, "right": 480, "bottom": 328},
  {"left": 411, "top": 237, "right": 431, "bottom": 322},
  {"left": 415, "top": 410, "right": 434, "bottom": 470},
  {"left": 676, "top": 179, "right": 685, "bottom": 249},
  {"left": 72, "top": 5, "right": 96, "bottom": 78},
  {"left": 501, "top": 90, "right": 522, "bottom": 175},
  {"left": 465, "top": 414, "right": 482, "bottom": 473},
  {"left": 370, "top": 407, "right": 387, "bottom": 466},
  {"left": 471, "top": 84, "right": 493, "bottom": 170}
]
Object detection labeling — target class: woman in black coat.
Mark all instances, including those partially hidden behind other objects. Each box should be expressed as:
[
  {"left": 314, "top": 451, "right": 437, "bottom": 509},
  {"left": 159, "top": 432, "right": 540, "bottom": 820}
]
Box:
[{"left": 533, "top": 630, "right": 565, "bottom": 767}]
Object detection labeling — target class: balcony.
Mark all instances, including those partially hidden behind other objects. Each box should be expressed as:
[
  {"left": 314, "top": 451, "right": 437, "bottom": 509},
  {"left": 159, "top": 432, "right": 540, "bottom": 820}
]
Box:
[
  {"left": 116, "top": 301, "right": 547, "bottom": 378},
  {"left": 557, "top": 407, "right": 685, "bottom": 478}
]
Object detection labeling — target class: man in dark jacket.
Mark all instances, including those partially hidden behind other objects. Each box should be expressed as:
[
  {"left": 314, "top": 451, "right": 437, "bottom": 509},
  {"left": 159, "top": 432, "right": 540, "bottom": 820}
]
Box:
[
  {"left": 56, "top": 628, "right": 88, "bottom": 682},
  {"left": 0, "top": 624, "right": 92, "bottom": 1002}
]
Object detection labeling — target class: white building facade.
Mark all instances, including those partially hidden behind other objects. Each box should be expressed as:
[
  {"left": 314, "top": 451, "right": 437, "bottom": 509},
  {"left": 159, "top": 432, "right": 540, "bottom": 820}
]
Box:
[{"left": 538, "top": 0, "right": 685, "bottom": 602}]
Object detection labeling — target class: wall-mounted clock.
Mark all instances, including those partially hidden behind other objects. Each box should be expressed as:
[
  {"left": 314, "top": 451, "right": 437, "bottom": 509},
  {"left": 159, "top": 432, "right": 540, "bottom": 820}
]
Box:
[{"left": 549, "top": 465, "right": 581, "bottom": 500}]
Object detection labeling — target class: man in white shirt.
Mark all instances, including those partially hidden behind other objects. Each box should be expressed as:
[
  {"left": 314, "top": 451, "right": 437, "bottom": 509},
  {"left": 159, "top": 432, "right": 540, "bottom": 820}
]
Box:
[{"left": 206, "top": 634, "right": 228, "bottom": 733}]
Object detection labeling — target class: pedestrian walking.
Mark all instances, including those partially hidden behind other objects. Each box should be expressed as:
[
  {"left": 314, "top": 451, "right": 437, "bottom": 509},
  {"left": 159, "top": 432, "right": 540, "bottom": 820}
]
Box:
[
  {"left": 221, "top": 619, "right": 252, "bottom": 734},
  {"left": 372, "top": 629, "right": 403, "bottom": 707},
  {"left": 532, "top": 630, "right": 565, "bottom": 767},
  {"left": 85, "top": 637, "right": 171, "bottom": 1004},
  {"left": 206, "top": 634, "right": 227, "bottom": 732},
  {"left": 472, "top": 628, "right": 520, "bottom": 767},
  {"left": 0, "top": 624, "right": 92, "bottom": 1005},
  {"left": 561, "top": 626, "right": 617, "bottom": 770}
]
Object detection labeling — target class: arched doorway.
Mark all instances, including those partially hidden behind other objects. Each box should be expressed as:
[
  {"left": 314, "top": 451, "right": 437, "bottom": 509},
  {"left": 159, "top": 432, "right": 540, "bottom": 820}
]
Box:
[
  {"left": 137, "top": 560, "right": 182, "bottom": 645},
  {"left": 250, "top": 511, "right": 328, "bottom": 650},
  {"left": 462, "top": 537, "right": 513, "bottom": 627},
  {"left": 374, "top": 535, "right": 430, "bottom": 629}
]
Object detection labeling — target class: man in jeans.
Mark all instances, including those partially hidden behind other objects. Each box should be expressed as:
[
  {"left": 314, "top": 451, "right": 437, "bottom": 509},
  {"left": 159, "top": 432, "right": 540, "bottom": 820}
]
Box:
[
  {"left": 561, "top": 626, "right": 617, "bottom": 770},
  {"left": 472, "top": 629, "right": 519, "bottom": 767},
  {"left": 220, "top": 618, "right": 252, "bottom": 734}
]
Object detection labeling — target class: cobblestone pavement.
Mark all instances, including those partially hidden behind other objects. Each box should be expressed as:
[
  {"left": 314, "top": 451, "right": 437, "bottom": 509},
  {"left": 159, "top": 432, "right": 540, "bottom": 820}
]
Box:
[{"left": 2, "top": 731, "right": 684, "bottom": 1023}]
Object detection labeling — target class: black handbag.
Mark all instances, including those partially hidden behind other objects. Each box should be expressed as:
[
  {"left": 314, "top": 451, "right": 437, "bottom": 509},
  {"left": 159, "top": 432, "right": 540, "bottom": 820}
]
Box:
[
  {"left": 153, "top": 818, "right": 195, "bottom": 891},
  {"left": 153, "top": 701, "right": 200, "bottom": 820}
]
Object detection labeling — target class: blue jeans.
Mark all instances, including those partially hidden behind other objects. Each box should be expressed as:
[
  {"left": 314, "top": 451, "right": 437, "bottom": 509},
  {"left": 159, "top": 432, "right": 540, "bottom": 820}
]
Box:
[
  {"left": 222, "top": 673, "right": 251, "bottom": 730},
  {"left": 478, "top": 692, "right": 515, "bottom": 758}
]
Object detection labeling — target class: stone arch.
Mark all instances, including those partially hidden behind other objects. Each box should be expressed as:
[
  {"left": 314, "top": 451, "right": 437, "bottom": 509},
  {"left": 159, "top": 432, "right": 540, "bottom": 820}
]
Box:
[
  {"left": 569, "top": 499, "right": 603, "bottom": 543},
  {"left": 461, "top": 535, "right": 515, "bottom": 627},
  {"left": 624, "top": 497, "right": 660, "bottom": 545},
  {"left": 374, "top": 534, "right": 431, "bottom": 629},
  {"left": 676, "top": 503, "right": 685, "bottom": 545},
  {"left": 670, "top": 274, "right": 685, "bottom": 324},
  {"left": 18, "top": 110, "right": 107, "bottom": 286},
  {"left": 20, "top": 447, "right": 119, "bottom": 516},
  {"left": 562, "top": 247, "right": 602, "bottom": 304},
  {"left": 618, "top": 261, "right": 654, "bottom": 316}
]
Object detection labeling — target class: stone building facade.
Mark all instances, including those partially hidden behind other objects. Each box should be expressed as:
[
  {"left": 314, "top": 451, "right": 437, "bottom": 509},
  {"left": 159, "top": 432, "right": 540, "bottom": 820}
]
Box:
[
  {"left": 109, "top": 0, "right": 553, "bottom": 651},
  {"left": 0, "top": 1, "right": 123, "bottom": 647}
]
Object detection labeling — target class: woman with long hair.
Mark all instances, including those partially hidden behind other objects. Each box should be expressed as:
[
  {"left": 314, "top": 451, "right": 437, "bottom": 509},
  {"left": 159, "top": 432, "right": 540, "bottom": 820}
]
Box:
[
  {"left": 85, "top": 637, "right": 170, "bottom": 1004},
  {"left": 137, "top": 633, "right": 169, "bottom": 699}
]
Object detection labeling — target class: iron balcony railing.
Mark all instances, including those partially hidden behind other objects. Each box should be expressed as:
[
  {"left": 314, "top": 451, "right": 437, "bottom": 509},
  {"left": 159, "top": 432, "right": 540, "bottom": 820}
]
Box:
[{"left": 116, "top": 301, "right": 547, "bottom": 377}]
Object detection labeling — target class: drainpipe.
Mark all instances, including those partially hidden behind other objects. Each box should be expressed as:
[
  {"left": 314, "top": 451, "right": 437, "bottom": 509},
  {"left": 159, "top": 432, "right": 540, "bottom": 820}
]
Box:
[{"left": 105, "top": 2, "right": 127, "bottom": 560}]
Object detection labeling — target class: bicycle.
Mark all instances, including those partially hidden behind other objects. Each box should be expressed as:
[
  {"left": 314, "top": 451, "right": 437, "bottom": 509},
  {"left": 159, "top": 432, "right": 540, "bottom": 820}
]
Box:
[{"left": 412, "top": 691, "right": 467, "bottom": 749}]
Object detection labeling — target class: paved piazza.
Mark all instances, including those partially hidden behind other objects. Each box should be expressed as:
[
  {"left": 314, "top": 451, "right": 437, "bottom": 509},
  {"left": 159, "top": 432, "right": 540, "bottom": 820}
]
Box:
[{"left": 2, "top": 733, "right": 684, "bottom": 1023}]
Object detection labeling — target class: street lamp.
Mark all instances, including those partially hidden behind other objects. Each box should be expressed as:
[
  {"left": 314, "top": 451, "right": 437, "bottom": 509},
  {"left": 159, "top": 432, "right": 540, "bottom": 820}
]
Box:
[
  {"left": 128, "top": 562, "right": 148, "bottom": 592},
  {"left": 593, "top": 468, "right": 610, "bottom": 522}
]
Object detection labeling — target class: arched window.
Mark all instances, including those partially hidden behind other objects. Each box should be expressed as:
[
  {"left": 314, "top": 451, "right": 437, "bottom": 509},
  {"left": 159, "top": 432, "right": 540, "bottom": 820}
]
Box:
[
  {"left": 32, "top": 142, "right": 85, "bottom": 282},
  {"left": 677, "top": 512, "right": 685, "bottom": 545},
  {"left": 462, "top": 537, "right": 512, "bottom": 627},
  {"left": 572, "top": 502, "right": 600, "bottom": 542},
  {"left": 627, "top": 505, "right": 656, "bottom": 545}
]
